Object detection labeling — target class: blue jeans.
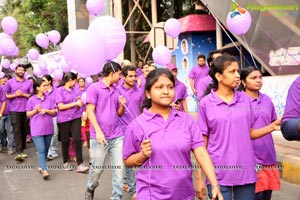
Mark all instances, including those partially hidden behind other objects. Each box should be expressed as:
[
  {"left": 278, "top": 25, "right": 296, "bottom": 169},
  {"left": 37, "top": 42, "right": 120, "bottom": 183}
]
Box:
[
  {"left": 208, "top": 183, "right": 255, "bottom": 200},
  {"left": 47, "top": 117, "right": 59, "bottom": 157},
  {"left": 126, "top": 167, "right": 136, "bottom": 196},
  {"left": 0, "top": 114, "right": 14, "bottom": 149},
  {"left": 87, "top": 136, "right": 125, "bottom": 200},
  {"left": 32, "top": 134, "right": 53, "bottom": 171}
]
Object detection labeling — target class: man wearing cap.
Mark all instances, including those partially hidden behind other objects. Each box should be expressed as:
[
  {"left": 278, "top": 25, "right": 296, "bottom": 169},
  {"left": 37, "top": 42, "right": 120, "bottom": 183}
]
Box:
[
  {"left": 5, "top": 64, "right": 33, "bottom": 162},
  {"left": 167, "top": 63, "right": 188, "bottom": 113}
]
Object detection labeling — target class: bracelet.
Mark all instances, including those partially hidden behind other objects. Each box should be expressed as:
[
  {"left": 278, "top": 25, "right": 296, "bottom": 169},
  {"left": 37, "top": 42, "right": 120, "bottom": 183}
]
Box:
[{"left": 211, "top": 184, "right": 220, "bottom": 189}]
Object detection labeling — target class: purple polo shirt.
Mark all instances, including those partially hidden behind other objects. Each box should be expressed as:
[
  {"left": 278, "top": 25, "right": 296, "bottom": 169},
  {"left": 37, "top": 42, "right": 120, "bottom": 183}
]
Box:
[
  {"left": 282, "top": 76, "right": 300, "bottom": 122},
  {"left": 45, "top": 86, "right": 57, "bottom": 104},
  {"left": 86, "top": 79, "right": 123, "bottom": 139},
  {"left": 138, "top": 74, "right": 146, "bottom": 89},
  {"left": 1, "top": 85, "right": 10, "bottom": 115},
  {"left": 4, "top": 77, "right": 33, "bottom": 112},
  {"left": 123, "top": 108, "right": 204, "bottom": 199},
  {"left": 196, "top": 75, "right": 212, "bottom": 100},
  {"left": 26, "top": 95, "right": 55, "bottom": 136},
  {"left": 174, "top": 80, "right": 188, "bottom": 112},
  {"left": 118, "top": 84, "right": 144, "bottom": 130},
  {"left": 198, "top": 90, "right": 257, "bottom": 186},
  {"left": 56, "top": 86, "right": 82, "bottom": 123},
  {"left": 136, "top": 68, "right": 143, "bottom": 77},
  {"left": 188, "top": 65, "right": 209, "bottom": 89},
  {"left": 250, "top": 92, "right": 277, "bottom": 165}
]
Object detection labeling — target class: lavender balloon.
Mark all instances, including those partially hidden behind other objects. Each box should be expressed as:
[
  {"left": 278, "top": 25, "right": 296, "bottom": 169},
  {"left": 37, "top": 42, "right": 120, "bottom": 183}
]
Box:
[
  {"left": 28, "top": 48, "right": 40, "bottom": 60},
  {"left": 85, "top": 76, "right": 93, "bottom": 86},
  {"left": 10, "top": 62, "right": 18, "bottom": 71},
  {"left": 1, "top": 16, "right": 18, "bottom": 35},
  {"left": 35, "top": 33, "right": 49, "bottom": 49},
  {"left": 1, "top": 59, "right": 10, "bottom": 69},
  {"left": 152, "top": 45, "right": 171, "bottom": 66},
  {"left": 48, "top": 30, "right": 61, "bottom": 44},
  {"left": 164, "top": 18, "right": 181, "bottom": 38},
  {"left": 86, "top": 0, "right": 104, "bottom": 16},
  {"left": 33, "top": 66, "right": 43, "bottom": 77},
  {"left": 227, "top": 10, "right": 252, "bottom": 35},
  {"left": 53, "top": 69, "right": 63, "bottom": 80},
  {"left": 0, "top": 38, "right": 17, "bottom": 56},
  {"left": 0, "top": 72, "right": 5, "bottom": 79}
]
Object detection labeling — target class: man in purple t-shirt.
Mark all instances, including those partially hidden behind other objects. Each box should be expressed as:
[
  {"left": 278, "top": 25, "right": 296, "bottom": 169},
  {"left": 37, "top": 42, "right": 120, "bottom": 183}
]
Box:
[
  {"left": 5, "top": 65, "right": 33, "bottom": 162},
  {"left": 189, "top": 54, "right": 209, "bottom": 96}
]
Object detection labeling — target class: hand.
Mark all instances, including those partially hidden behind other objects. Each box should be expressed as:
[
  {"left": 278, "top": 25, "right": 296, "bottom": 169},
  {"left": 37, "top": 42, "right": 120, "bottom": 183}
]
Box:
[
  {"left": 273, "top": 116, "right": 282, "bottom": 131},
  {"left": 195, "top": 178, "right": 206, "bottom": 200},
  {"left": 76, "top": 99, "right": 83, "bottom": 107},
  {"left": 15, "top": 90, "right": 23, "bottom": 97},
  {"left": 192, "top": 89, "right": 197, "bottom": 96},
  {"left": 96, "top": 131, "right": 107, "bottom": 145},
  {"left": 35, "top": 104, "right": 41, "bottom": 112},
  {"left": 211, "top": 186, "right": 223, "bottom": 200},
  {"left": 39, "top": 109, "right": 48, "bottom": 115},
  {"left": 118, "top": 96, "right": 126, "bottom": 106},
  {"left": 170, "top": 102, "right": 180, "bottom": 111},
  {"left": 141, "top": 139, "right": 152, "bottom": 158},
  {"left": 137, "top": 79, "right": 142, "bottom": 88}
]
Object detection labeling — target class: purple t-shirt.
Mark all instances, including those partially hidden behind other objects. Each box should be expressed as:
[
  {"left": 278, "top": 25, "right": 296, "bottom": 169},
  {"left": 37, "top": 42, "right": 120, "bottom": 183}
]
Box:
[
  {"left": 282, "top": 76, "right": 300, "bottom": 122},
  {"left": 138, "top": 74, "right": 146, "bottom": 89},
  {"left": 198, "top": 90, "right": 257, "bottom": 186},
  {"left": 174, "top": 80, "right": 188, "bottom": 112},
  {"left": 196, "top": 75, "right": 212, "bottom": 100},
  {"left": 188, "top": 65, "right": 210, "bottom": 89},
  {"left": 4, "top": 78, "right": 33, "bottom": 112},
  {"left": 86, "top": 80, "right": 123, "bottom": 139},
  {"left": 118, "top": 84, "right": 144, "bottom": 130},
  {"left": 45, "top": 86, "right": 57, "bottom": 104},
  {"left": 250, "top": 92, "right": 277, "bottom": 165},
  {"left": 123, "top": 108, "right": 204, "bottom": 199},
  {"left": 136, "top": 68, "right": 143, "bottom": 77},
  {"left": 56, "top": 86, "right": 82, "bottom": 123},
  {"left": 26, "top": 95, "right": 55, "bottom": 136}
]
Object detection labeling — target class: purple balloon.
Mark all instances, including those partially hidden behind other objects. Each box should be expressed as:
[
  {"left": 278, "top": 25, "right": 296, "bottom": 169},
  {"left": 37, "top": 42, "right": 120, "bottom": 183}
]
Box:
[
  {"left": 86, "top": 0, "right": 104, "bottom": 16},
  {"left": 0, "top": 72, "right": 5, "bottom": 79},
  {"left": 0, "top": 38, "right": 17, "bottom": 56},
  {"left": 33, "top": 66, "right": 43, "bottom": 76},
  {"left": 12, "top": 46, "right": 19, "bottom": 56},
  {"left": 10, "top": 62, "right": 18, "bottom": 71},
  {"left": 0, "top": 32, "right": 12, "bottom": 41},
  {"left": 28, "top": 48, "right": 40, "bottom": 60},
  {"left": 85, "top": 76, "right": 93, "bottom": 86},
  {"left": 54, "top": 55, "right": 61, "bottom": 63},
  {"left": 39, "top": 62, "right": 48, "bottom": 71},
  {"left": 53, "top": 69, "right": 63, "bottom": 80},
  {"left": 61, "top": 60, "right": 71, "bottom": 73},
  {"left": 1, "top": 16, "right": 18, "bottom": 35},
  {"left": 152, "top": 45, "right": 171, "bottom": 66},
  {"left": 48, "top": 30, "right": 61, "bottom": 44},
  {"left": 1, "top": 59, "right": 10, "bottom": 69},
  {"left": 164, "top": 18, "right": 181, "bottom": 38},
  {"left": 78, "top": 72, "right": 88, "bottom": 79},
  {"left": 88, "top": 16, "right": 126, "bottom": 60},
  {"left": 226, "top": 10, "right": 252, "bottom": 35},
  {"left": 62, "top": 29, "right": 106, "bottom": 75},
  {"left": 35, "top": 33, "right": 49, "bottom": 49}
]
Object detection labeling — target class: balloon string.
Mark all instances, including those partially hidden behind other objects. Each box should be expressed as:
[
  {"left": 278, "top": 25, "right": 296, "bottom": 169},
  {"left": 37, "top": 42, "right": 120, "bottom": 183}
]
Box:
[
  {"left": 109, "top": 61, "right": 116, "bottom": 73},
  {"left": 242, "top": 35, "right": 258, "bottom": 69},
  {"left": 122, "top": 102, "right": 152, "bottom": 200}
]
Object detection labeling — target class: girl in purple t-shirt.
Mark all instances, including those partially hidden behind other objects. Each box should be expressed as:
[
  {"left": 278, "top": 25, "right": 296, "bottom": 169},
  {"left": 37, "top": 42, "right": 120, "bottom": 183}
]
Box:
[
  {"left": 198, "top": 55, "right": 281, "bottom": 200},
  {"left": 123, "top": 68, "right": 223, "bottom": 200},
  {"left": 239, "top": 67, "right": 280, "bottom": 200},
  {"left": 26, "top": 78, "right": 56, "bottom": 179}
]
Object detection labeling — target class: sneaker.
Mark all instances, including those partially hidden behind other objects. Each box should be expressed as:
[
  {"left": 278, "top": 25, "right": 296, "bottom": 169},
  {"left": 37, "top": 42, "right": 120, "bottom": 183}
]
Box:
[
  {"left": 77, "top": 163, "right": 89, "bottom": 173},
  {"left": 15, "top": 154, "right": 24, "bottom": 162},
  {"left": 7, "top": 149, "right": 14, "bottom": 155},
  {"left": 21, "top": 153, "right": 28, "bottom": 158},
  {"left": 63, "top": 162, "right": 74, "bottom": 171},
  {"left": 84, "top": 188, "right": 94, "bottom": 200}
]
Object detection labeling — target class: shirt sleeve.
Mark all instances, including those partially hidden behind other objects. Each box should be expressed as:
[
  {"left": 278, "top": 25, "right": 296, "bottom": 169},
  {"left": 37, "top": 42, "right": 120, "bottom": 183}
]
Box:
[
  {"left": 188, "top": 115, "right": 205, "bottom": 150},
  {"left": 4, "top": 81, "right": 10, "bottom": 94},
  {"left": 188, "top": 67, "right": 195, "bottom": 79},
  {"left": 55, "top": 88, "right": 64, "bottom": 104},
  {"left": 122, "top": 123, "right": 141, "bottom": 159},
  {"left": 0, "top": 88, "right": 5, "bottom": 101},
  {"left": 86, "top": 85, "right": 98, "bottom": 105},
  {"left": 197, "top": 101, "right": 209, "bottom": 136}
]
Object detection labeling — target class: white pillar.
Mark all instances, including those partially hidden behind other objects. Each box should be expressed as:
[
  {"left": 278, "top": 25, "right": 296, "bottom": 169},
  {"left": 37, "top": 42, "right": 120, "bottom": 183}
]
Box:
[
  {"left": 67, "top": 0, "right": 77, "bottom": 33},
  {"left": 216, "top": 23, "right": 223, "bottom": 49},
  {"left": 151, "top": 0, "right": 157, "bottom": 25}
]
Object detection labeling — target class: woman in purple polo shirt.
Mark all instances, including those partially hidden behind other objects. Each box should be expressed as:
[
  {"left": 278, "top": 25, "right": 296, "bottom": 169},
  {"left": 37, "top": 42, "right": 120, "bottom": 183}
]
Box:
[
  {"left": 198, "top": 55, "right": 281, "bottom": 200},
  {"left": 239, "top": 67, "right": 280, "bottom": 200},
  {"left": 281, "top": 76, "right": 300, "bottom": 141},
  {"left": 26, "top": 78, "right": 56, "bottom": 179},
  {"left": 123, "top": 68, "right": 223, "bottom": 200},
  {"left": 56, "top": 72, "right": 89, "bottom": 173}
]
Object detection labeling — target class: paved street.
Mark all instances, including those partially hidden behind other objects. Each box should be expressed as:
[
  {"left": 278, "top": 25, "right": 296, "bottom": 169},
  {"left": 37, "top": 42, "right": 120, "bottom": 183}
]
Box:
[{"left": 0, "top": 142, "right": 300, "bottom": 200}]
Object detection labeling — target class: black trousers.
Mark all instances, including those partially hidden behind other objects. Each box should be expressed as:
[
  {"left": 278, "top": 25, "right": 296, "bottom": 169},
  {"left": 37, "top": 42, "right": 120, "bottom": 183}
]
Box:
[
  {"left": 57, "top": 117, "right": 83, "bottom": 165},
  {"left": 10, "top": 112, "right": 28, "bottom": 154}
]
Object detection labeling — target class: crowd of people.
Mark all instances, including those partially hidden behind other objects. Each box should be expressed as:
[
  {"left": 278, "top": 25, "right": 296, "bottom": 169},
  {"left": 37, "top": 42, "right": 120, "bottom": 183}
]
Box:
[{"left": 0, "top": 50, "right": 299, "bottom": 200}]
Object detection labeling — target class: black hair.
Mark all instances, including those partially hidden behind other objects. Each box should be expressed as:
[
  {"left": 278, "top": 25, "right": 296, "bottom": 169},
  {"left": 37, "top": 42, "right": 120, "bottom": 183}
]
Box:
[
  {"left": 42, "top": 74, "right": 53, "bottom": 86},
  {"left": 16, "top": 64, "right": 26, "bottom": 71},
  {"left": 141, "top": 68, "right": 175, "bottom": 111},
  {"left": 197, "top": 54, "right": 206, "bottom": 60},
  {"left": 33, "top": 77, "right": 45, "bottom": 94},
  {"left": 27, "top": 76, "right": 35, "bottom": 82},
  {"left": 59, "top": 72, "right": 77, "bottom": 87},
  {"left": 203, "top": 55, "right": 238, "bottom": 97},
  {"left": 78, "top": 78, "right": 85, "bottom": 82},
  {"left": 237, "top": 66, "right": 260, "bottom": 91},
  {"left": 207, "top": 50, "right": 223, "bottom": 67},
  {"left": 122, "top": 65, "right": 136, "bottom": 77},
  {"left": 101, "top": 61, "right": 122, "bottom": 77}
]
